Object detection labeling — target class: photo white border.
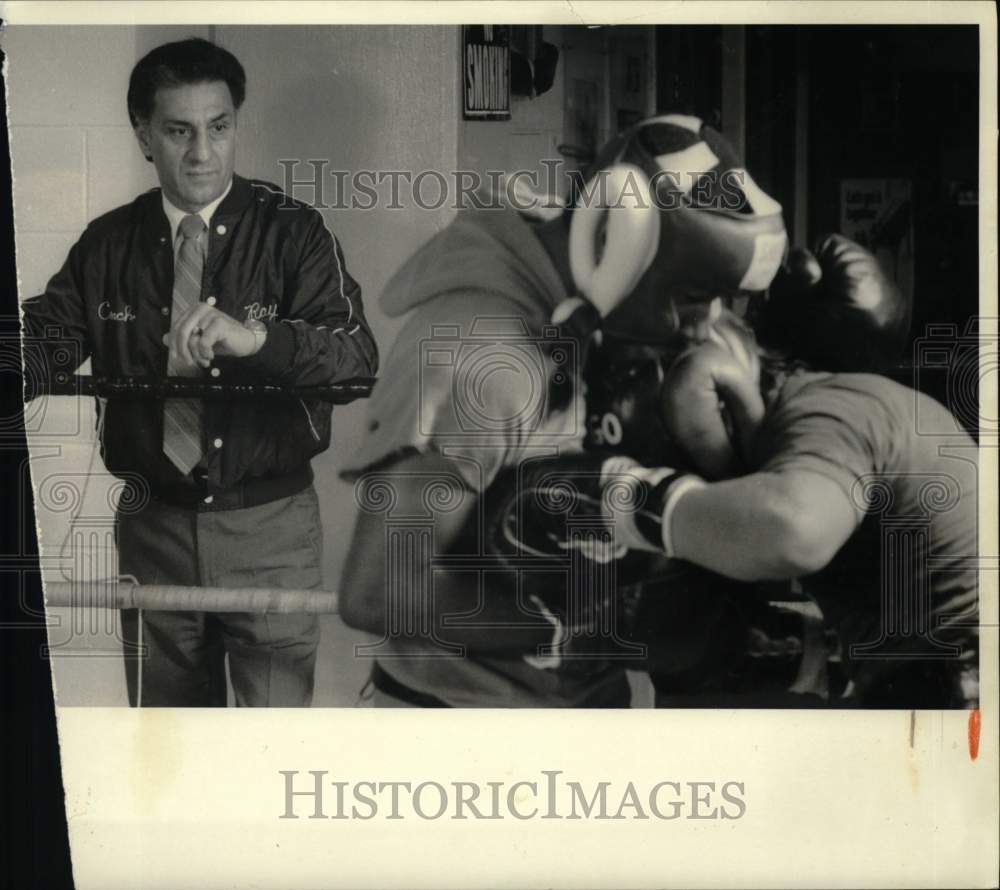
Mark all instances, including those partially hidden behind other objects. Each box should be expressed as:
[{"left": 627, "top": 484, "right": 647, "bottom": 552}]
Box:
[{"left": 3, "top": 2, "right": 997, "bottom": 887}]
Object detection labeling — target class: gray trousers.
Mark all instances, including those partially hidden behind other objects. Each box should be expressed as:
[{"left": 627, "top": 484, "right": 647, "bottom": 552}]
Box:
[{"left": 118, "top": 487, "right": 322, "bottom": 707}]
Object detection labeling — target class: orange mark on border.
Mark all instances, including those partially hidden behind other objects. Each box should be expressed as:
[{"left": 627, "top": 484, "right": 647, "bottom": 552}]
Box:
[{"left": 968, "top": 709, "right": 981, "bottom": 761}]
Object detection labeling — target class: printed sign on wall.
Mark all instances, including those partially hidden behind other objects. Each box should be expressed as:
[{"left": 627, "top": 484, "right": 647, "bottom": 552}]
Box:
[{"left": 463, "top": 25, "right": 511, "bottom": 120}]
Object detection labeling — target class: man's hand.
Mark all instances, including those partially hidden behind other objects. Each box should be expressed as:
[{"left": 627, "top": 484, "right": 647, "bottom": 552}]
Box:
[{"left": 162, "top": 304, "right": 262, "bottom": 369}]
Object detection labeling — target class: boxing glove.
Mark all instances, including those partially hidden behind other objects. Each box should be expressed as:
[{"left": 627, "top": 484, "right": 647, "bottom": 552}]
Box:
[
  {"left": 754, "top": 233, "right": 911, "bottom": 373},
  {"left": 483, "top": 451, "right": 700, "bottom": 594},
  {"left": 662, "top": 339, "right": 765, "bottom": 479},
  {"left": 584, "top": 300, "right": 762, "bottom": 476}
]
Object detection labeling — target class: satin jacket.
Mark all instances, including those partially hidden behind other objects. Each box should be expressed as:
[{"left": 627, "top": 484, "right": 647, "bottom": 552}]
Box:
[{"left": 22, "top": 174, "right": 378, "bottom": 508}]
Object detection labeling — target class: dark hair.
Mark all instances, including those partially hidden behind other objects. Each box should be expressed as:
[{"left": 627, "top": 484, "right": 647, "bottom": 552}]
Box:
[{"left": 127, "top": 37, "right": 246, "bottom": 126}]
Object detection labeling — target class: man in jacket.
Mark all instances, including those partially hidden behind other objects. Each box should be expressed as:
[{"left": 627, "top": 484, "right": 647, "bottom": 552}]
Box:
[{"left": 21, "top": 37, "right": 378, "bottom": 706}]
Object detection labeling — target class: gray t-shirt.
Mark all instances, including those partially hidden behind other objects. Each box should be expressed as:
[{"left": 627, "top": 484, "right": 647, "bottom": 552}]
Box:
[{"left": 752, "top": 371, "right": 979, "bottom": 691}]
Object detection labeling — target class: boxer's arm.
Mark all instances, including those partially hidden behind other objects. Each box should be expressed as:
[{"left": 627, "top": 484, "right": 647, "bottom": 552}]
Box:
[
  {"left": 339, "top": 451, "right": 560, "bottom": 652},
  {"left": 669, "top": 469, "right": 859, "bottom": 582}
]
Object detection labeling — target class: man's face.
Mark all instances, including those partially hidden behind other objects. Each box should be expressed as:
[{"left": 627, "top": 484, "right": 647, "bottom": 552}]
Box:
[{"left": 135, "top": 80, "right": 236, "bottom": 212}]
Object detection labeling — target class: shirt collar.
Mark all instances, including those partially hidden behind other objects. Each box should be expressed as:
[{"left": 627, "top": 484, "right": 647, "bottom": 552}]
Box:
[{"left": 162, "top": 178, "right": 233, "bottom": 243}]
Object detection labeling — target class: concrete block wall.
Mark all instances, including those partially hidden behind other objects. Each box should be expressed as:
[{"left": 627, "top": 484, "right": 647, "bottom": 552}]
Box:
[
  {"left": 6, "top": 26, "right": 211, "bottom": 593},
  {"left": 5, "top": 25, "right": 209, "bottom": 704}
]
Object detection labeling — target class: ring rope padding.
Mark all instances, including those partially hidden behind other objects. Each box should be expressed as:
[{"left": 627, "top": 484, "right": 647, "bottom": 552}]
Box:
[{"left": 43, "top": 580, "right": 340, "bottom": 614}]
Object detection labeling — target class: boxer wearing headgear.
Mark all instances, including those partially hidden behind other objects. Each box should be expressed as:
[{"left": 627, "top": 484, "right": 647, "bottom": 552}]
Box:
[
  {"left": 339, "top": 114, "right": 788, "bottom": 707},
  {"left": 340, "top": 115, "right": 784, "bottom": 707}
]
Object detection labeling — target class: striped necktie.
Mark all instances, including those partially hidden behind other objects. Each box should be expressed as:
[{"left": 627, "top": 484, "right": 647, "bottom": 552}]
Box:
[{"left": 162, "top": 213, "right": 206, "bottom": 475}]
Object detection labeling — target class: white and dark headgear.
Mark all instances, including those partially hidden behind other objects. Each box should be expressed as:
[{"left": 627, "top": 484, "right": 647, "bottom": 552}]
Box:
[{"left": 569, "top": 114, "right": 788, "bottom": 316}]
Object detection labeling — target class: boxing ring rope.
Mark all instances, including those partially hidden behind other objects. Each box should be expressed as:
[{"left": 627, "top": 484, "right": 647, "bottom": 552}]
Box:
[
  {"left": 43, "top": 580, "right": 340, "bottom": 614},
  {"left": 35, "top": 374, "right": 377, "bottom": 403},
  {"left": 30, "top": 375, "right": 367, "bottom": 618}
]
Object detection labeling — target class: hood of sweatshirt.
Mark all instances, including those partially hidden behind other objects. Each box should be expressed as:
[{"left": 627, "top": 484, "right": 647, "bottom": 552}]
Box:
[{"left": 380, "top": 203, "right": 569, "bottom": 320}]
